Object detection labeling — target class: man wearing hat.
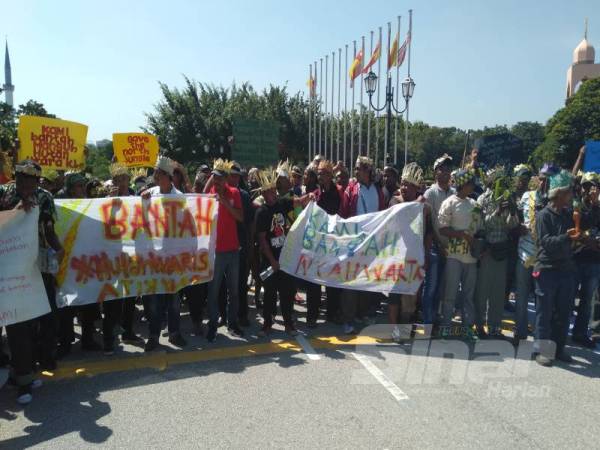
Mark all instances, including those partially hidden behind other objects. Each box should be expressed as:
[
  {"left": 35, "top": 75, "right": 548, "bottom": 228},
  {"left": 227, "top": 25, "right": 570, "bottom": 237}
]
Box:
[
  {"left": 422, "top": 154, "right": 455, "bottom": 325},
  {"left": 56, "top": 171, "right": 87, "bottom": 199},
  {"left": 203, "top": 158, "right": 244, "bottom": 342},
  {"left": 533, "top": 170, "right": 580, "bottom": 366},
  {"left": 291, "top": 165, "right": 304, "bottom": 196},
  {"left": 141, "top": 156, "right": 187, "bottom": 351},
  {"left": 438, "top": 168, "right": 482, "bottom": 339},
  {"left": 0, "top": 160, "right": 64, "bottom": 404}
]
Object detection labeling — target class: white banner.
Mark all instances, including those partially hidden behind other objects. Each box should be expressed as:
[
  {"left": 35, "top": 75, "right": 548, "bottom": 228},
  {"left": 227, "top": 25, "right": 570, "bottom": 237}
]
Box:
[
  {"left": 0, "top": 208, "right": 50, "bottom": 326},
  {"left": 280, "top": 201, "right": 425, "bottom": 295},
  {"left": 55, "top": 195, "right": 218, "bottom": 306}
]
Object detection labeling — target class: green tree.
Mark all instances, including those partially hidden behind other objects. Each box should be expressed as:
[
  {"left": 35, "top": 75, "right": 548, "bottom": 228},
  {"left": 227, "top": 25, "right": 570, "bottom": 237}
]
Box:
[{"left": 533, "top": 77, "right": 600, "bottom": 166}]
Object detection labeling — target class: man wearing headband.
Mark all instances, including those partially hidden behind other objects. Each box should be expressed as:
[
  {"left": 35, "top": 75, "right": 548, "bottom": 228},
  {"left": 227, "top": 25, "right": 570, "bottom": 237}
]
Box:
[
  {"left": 438, "top": 168, "right": 482, "bottom": 339},
  {"left": 141, "top": 156, "right": 187, "bottom": 352},
  {"left": 203, "top": 158, "right": 244, "bottom": 343},
  {"left": 533, "top": 170, "right": 580, "bottom": 366},
  {"left": 422, "top": 154, "right": 455, "bottom": 325},
  {"left": 0, "top": 160, "right": 64, "bottom": 404}
]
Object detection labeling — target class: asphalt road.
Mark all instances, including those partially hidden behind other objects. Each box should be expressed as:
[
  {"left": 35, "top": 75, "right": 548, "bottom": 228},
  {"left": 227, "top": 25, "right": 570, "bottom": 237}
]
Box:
[{"left": 1, "top": 297, "right": 599, "bottom": 449}]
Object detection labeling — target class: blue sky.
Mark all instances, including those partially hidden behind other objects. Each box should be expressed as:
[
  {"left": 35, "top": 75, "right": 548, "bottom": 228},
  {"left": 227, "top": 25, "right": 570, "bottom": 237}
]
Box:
[{"left": 3, "top": 0, "right": 598, "bottom": 141}]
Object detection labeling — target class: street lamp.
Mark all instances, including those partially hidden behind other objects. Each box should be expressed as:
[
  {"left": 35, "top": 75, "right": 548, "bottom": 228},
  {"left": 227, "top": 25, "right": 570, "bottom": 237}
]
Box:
[{"left": 365, "top": 71, "right": 415, "bottom": 166}]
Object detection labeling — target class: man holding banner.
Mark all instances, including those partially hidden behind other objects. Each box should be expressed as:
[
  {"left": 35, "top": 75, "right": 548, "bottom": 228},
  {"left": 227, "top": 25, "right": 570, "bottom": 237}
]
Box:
[{"left": 0, "top": 159, "right": 64, "bottom": 404}]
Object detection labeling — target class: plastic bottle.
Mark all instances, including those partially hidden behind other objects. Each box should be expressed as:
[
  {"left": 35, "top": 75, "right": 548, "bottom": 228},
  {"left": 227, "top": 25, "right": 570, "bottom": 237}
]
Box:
[{"left": 259, "top": 266, "right": 274, "bottom": 281}]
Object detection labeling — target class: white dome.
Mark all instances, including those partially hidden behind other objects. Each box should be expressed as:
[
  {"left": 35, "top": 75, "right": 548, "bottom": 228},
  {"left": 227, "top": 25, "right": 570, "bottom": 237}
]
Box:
[{"left": 573, "top": 38, "right": 595, "bottom": 64}]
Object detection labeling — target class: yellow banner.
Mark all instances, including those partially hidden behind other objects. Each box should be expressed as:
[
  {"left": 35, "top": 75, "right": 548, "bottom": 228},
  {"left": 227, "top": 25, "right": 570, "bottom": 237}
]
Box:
[
  {"left": 112, "top": 133, "right": 159, "bottom": 168},
  {"left": 18, "top": 116, "right": 88, "bottom": 170}
]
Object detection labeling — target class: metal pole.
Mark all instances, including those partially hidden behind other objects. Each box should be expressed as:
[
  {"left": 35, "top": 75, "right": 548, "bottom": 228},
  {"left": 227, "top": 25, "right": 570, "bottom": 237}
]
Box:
[
  {"left": 404, "top": 9, "right": 413, "bottom": 166},
  {"left": 351, "top": 41, "right": 355, "bottom": 168},
  {"left": 386, "top": 78, "right": 392, "bottom": 170},
  {"left": 344, "top": 45, "right": 348, "bottom": 165},
  {"left": 337, "top": 48, "right": 341, "bottom": 162},
  {"left": 358, "top": 36, "right": 364, "bottom": 157},
  {"left": 331, "top": 50, "right": 335, "bottom": 162},
  {"left": 366, "top": 31, "right": 373, "bottom": 159},
  {"left": 384, "top": 22, "right": 391, "bottom": 168},
  {"left": 394, "top": 16, "right": 401, "bottom": 167},
  {"left": 375, "top": 26, "right": 382, "bottom": 168},
  {"left": 313, "top": 60, "right": 318, "bottom": 161},
  {"left": 308, "top": 63, "right": 312, "bottom": 162},
  {"left": 319, "top": 58, "right": 323, "bottom": 157},
  {"left": 324, "top": 54, "right": 328, "bottom": 160}
]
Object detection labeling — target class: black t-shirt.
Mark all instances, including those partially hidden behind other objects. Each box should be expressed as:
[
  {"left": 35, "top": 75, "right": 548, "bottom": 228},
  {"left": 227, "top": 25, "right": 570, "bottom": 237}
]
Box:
[
  {"left": 318, "top": 183, "right": 341, "bottom": 215},
  {"left": 255, "top": 197, "right": 294, "bottom": 264}
]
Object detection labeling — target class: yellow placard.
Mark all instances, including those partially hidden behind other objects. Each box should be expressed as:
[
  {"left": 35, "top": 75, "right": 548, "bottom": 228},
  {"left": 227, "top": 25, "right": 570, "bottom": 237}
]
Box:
[
  {"left": 112, "top": 133, "right": 159, "bottom": 168},
  {"left": 18, "top": 116, "right": 88, "bottom": 170}
]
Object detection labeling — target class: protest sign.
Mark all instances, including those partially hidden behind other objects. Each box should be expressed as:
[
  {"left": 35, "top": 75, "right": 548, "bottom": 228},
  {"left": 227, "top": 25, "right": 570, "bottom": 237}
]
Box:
[
  {"left": 280, "top": 202, "right": 425, "bottom": 295},
  {"left": 54, "top": 194, "right": 218, "bottom": 306},
  {"left": 18, "top": 116, "right": 88, "bottom": 170},
  {"left": 112, "top": 133, "right": 159, "bottom": 168},
  {"left": 0, "top": 208, "right": 50, "bottom": 326},
  {"left": 583, "top": 140, "right": 600, "bottom": 173}
]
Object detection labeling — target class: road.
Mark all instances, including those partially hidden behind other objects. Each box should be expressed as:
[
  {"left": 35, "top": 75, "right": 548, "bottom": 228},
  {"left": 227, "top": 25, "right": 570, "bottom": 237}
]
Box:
[{"left": 1, "top": 296, "right": 599, "bottom": 449}]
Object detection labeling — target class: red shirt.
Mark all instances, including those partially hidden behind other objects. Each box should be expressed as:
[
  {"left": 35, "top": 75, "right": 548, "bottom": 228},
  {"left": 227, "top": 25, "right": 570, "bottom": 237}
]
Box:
[{"left": 210, "top": 184, "right": 242, "bottom": 252}]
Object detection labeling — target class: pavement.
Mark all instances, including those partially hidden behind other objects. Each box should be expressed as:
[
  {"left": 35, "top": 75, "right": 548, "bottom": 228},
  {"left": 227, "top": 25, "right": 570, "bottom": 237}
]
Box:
[{"left": 1, "top": 293, "right": 600, "bottom": 449}]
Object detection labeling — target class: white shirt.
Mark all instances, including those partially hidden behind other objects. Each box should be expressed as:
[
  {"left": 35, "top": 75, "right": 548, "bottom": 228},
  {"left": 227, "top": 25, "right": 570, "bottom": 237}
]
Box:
[
  {"left": 438, "top": 194, "right": 479, "bottom": 264},
  {"left": 356, "top": 183, "right": 379, "bottom": 215},
  {"left": 424, "top": 183, "right": 455, "bottom": 248},
  {"left": 147, "top": 185, "right": 182, "bottom": 196}
]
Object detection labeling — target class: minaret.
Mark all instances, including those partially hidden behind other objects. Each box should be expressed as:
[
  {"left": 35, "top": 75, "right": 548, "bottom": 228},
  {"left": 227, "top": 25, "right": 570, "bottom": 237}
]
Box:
[
  {"left": 3, "top": 40, "right": 14, "bottom": 107},
  {"left": 566, "top": 19, "right": 600, "bottom": 99}
]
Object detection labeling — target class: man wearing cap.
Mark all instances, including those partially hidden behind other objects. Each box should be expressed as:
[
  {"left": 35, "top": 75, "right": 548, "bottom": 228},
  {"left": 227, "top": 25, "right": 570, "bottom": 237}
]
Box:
[
  {"left": 0, "top": 159, "right": 64, "bottom": 404},
  {"left": 533, "top": 170, "right": 580, "bottom": 366},
  {"left": 291, "top": 165, "right": 304, "bottom": 196},
  {"left": 140, "top": 156, "right": 187, "bottom": 351},
  {"left": 571, "top": 172, "right": 600, "bottom": 348},
  {"left": 56, "top": 171, "right": 87, "bottom": 199},
  {"left": 422, "top": 154, "right": 455, "bottom": 325},
  {"left": 203, "top": 159, "right": 244, "bottom": 342},
  {"left": 438, "top": 169, "right": 482, "bottom": 339}
]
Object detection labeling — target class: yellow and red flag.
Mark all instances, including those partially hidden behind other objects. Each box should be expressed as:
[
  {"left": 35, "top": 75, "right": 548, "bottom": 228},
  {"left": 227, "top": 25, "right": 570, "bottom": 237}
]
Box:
[
  {"left": 349, "top": 49, "right": 363, "bottom": 87},
  {"left": 397, "top": 32, "right": 411, "bottom": 67},
  {"left": 362, "top": 40, "right": 381, "bottom": 74},
  {"left": 307, "top": 75, "right": 316, "bottom": 98},
  {"left": 387, "top": 32, "right": 399, "bottom": 70}
]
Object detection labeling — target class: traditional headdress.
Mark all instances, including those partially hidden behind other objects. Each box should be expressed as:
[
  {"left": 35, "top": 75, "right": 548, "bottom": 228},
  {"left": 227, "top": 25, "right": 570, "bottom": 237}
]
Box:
[
  {"left": 581, "top": 171, "right": 599, "bottom": 186},
  {"left": 452, "top": 168, "right": 476, "bottom": 189},
  {"left": 212, "top": 158, "right": 234, "bottom": 177},
  {"left": 484, "top": 166, "right": 505, "bottom": 186},
  {"left": 130, "top": 167, "right": 147, "bottom": 181},
  {"left": 276, "top": 159, "right": 291, "bottom": 178},
  {"left": 15, "top": 159, "right": 42, "bottom": 178},
  {"left": 155, "top": 155, "right": 175, "bottom": 176},
  {"left": 318, "top": 159, "right": 334, "bottom": 173},
  {"left": 539, "top": 162, "right": 560, "bottom": 178},
  {"left": 513, "top": 163, "right": 533, "bottom": 178},
  {"left": 548, "top": 170, "right": 573, "bottom": 199},
  {"left": 401, "top": 162, "right": 424, "bottom": 187},
  {"left": 41, "top": 168, "right": 59, "bottom": 182},
  {"left": 433, "top": 153, "right": 453, "bottom": 170},
  {"left": 64, "top": 171, "right": 87, "bottom": 190},
  {"left": 291, "top": 165, "right": 303, "bottom": 176},
  {"left": 355, "top": 156, "right": 373, "bottom": 167},
  {"left": 110, "top": 162, "right": 130, "bottom": 179},
  {"left": 255, "top": 167, "right": 278, "bottom": 192},
  {"left": 230, "top": 161, "right": 242, "bottom": 175}
]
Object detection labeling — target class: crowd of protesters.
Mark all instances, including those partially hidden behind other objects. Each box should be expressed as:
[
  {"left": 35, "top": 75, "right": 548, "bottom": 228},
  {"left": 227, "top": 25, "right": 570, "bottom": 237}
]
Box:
[{"left": 1, "top": 143, "right": 599, "bottom": 405}]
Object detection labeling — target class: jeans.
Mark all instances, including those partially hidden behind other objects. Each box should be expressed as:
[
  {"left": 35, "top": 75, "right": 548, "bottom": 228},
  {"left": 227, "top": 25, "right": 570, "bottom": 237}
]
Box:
[
  {"left": 534, "top": 269, "right": 576, "bottom": 356},
  {"left": 514, "top": 259, "right": 534, "bottom": 338},
  {"left": 573, "top": 262, "right": 600, "bottom": 338},
  {"left": 238, "top": 247, "right": 250, "bottom": 321},
  {"left": 147, "top": 294, "right": 181, "bottom": 338},
  {"left": 208, "top": 251, "right": 240, "bottom": 329},
  {"left": 440, "top": 258, "right": 477, "bottom": 328},
  {"left": 306, "top": 281, "right": 322, "bottom": 323},
  {"left": 262, "top": 270, "right": 295, "bottom": 328},
  {"left": 422, "top": 247, "right": 446, "bottom": 324}
]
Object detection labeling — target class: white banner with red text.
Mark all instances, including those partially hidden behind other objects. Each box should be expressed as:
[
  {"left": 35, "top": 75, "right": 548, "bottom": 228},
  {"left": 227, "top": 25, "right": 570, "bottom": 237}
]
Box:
[
  {"left": 279, "top": 201, "right": 425, "bottom": 295},
  {"left": 0, "top": 208, "right": 50, "bottom": 326},
  {"left": 55, "top": 195, "right": 218, "bottom": 306}
]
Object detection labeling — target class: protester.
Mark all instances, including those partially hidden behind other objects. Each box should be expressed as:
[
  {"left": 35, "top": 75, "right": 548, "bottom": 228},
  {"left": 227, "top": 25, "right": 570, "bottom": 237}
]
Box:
[
  {"left": 203, "top": 158, "right": 244, "bottom": 342},
  {"left": 254, "top": 168, "right": 314, "bottom": 336},
  {"left": 438, "top": 168, "right": 482, "bottom": 339},
  {"left": 0, "top": 160, "right": 64, "bottom": 404},
  {"left": 335, "top": 166, "right": 350, "bottom": 192},
  {"left": 422, "top": 154, "right": 455, "bottom": 326},
  {"left": 141, "top": 156, "right": 187, "bottom": 351},
  {"left": 388, "top": 163, "right": 432, "bottom": 341},
  {"left": 533, "top": 170, "right": 579, "bottom": 366},
  {"left": 291, "top": 165, "right": 303, "bottom": 196},
  {"left": 382, "top": 165, "right": 399, "bottom": 207},
  {"left": 474, "top": 167, "right": 520, "bottom": 339}
]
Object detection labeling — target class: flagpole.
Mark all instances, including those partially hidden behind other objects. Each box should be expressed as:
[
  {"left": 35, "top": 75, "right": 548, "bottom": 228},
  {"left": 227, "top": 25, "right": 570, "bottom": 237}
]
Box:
[
  {"left": 358, "top": 36, "right": 365, "bottom": 157},
  {"left": 394, "top": 16, "right": 401, "bottom": 167},
  {"left": 366, "top": 31, "right": 373, "bottom": 160},
  {"left": 375, "top": 26, "right": 382, "bottom": 168},
  {"left": 324, "top": 54, "right": 329, "bottom": 160},
  {"left": 308, "top": 63, "right": 312, "bottom": 162},
  {"left": 344, "top": 44, "right": 348, "bottom": 166},
  {"left": 331, "top": 50, "right": 335, "bottom": 162},
  {"left": 313, "top": 60, "right": 318, "bottom": 161},
  {"left": 350, "top": 41, "right": 355, "bottom": 168},
  {"left": 319, "top": 57, "right": 323, "bottom": 157},
  {"left": 337, "top": 47, "right": 341, "bottom": 162},
  {"left": 404, "top": 9, "right": 413, "bottom": 166},
  {"left": 384, "top": 22, "right": 391, "bottom": 168}
]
